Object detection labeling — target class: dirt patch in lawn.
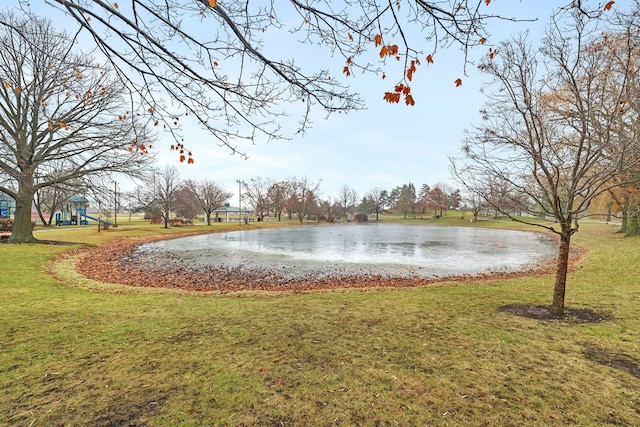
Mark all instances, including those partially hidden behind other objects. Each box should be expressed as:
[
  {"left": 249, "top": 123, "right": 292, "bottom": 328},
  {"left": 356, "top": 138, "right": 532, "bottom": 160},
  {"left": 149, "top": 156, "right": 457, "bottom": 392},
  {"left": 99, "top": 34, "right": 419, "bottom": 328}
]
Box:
[{"left": 500, "top": 303, "right": 613, "bottom": 323}]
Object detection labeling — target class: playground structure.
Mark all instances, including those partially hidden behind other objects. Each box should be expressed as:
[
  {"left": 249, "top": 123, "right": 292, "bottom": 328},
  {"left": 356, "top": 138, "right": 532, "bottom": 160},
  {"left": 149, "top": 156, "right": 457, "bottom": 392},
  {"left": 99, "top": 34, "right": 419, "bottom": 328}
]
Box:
[
  {"left": 55, "top": 195, "right": 115, "bottom": 227},
  {"left": 55, "top": 195, "right": 90, "bottom": 226}
]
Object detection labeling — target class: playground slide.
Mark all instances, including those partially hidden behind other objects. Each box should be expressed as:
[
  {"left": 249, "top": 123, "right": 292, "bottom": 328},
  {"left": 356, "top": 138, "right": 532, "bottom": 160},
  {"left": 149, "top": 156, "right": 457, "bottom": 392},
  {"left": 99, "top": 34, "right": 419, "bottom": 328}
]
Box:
[{"left": 84, "top": 215, "right": 112, "bottom": 225}]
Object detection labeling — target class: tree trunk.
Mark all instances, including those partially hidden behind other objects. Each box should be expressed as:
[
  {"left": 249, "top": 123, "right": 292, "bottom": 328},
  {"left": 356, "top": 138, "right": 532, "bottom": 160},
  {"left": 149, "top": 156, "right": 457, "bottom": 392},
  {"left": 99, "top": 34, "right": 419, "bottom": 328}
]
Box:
[
  {"left": 9, "top": 184, "right": 36, "bottom": 243},
  {"left": 206, "top": 210, "right": 212, "bottom": 226},
  {"left": 551, "top": 230, "right": 572, "bottom": 316},
  {"left": 627, "top": 209, "right": 640, "bottom": 237},
  {"left": 619, "top": 196, "right": 629, "bottom": 234}
]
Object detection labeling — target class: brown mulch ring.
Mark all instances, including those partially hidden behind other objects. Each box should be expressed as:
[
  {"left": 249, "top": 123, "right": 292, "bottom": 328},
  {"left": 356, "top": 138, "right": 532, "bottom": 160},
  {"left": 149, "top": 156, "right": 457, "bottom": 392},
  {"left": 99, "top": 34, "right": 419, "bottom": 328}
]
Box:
[
  {"left": 59, "top": 234, "right": 586, "bottom": 294},
  {"left": 499, "top": 303, "right": 614, "bottom": 323}
]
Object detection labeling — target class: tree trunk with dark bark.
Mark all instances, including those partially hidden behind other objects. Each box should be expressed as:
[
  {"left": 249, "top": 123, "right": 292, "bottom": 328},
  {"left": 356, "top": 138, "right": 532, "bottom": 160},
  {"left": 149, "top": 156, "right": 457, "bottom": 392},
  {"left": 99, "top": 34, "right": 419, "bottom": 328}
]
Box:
[
  {"left": 9, "top": 183, "right": 36, "bottom": 243},
  {"left": 551, "top": 229, "right": 572, "bottom": 316}
]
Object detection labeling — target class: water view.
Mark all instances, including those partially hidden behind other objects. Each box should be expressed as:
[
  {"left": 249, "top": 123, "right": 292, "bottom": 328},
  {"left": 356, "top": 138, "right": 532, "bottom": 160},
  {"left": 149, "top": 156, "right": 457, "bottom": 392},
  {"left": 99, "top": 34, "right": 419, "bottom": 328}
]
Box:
[{"left": 137, "top": 223, "right": 557, "bottom": 279}]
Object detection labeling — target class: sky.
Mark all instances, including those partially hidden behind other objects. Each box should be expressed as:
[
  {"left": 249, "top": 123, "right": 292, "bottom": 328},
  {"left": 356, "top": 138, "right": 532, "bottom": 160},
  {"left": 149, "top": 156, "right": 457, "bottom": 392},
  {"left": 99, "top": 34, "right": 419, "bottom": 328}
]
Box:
[{"left": 14, "top": 1, "right": 622, "bottom": 205}]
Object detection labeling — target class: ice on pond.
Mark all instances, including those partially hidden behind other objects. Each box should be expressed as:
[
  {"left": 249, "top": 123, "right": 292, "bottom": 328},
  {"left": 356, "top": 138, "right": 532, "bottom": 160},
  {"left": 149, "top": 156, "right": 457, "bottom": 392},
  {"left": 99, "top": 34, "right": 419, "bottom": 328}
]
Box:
[{"left": 137, "top": 223, "right": 557, "bottom": 278}]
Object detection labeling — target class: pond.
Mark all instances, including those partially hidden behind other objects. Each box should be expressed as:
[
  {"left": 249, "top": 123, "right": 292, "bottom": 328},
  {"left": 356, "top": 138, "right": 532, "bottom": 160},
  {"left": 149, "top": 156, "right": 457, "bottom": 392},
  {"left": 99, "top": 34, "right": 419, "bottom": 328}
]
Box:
[{"left": 136, "top": 223, "right": 557, "bottom": 279}]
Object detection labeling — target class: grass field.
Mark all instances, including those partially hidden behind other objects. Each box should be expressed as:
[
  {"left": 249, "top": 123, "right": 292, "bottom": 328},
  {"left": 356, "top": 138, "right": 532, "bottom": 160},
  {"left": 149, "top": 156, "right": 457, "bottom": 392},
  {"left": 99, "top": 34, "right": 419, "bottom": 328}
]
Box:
[{"left": 1, "top": 216, "right": 639, "bottom": 426}]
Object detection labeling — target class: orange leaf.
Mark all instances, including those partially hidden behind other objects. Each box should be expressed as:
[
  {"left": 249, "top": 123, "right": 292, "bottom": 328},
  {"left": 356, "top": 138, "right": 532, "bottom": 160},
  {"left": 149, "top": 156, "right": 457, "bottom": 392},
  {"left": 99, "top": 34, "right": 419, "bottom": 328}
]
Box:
[
  {"left": 406, "top": 60, "right": 417, "bottom": 81},
  {"left": 485, "top": 0, "right": 491, "bottom": 5},
  {"left": 454, "top": 78, "right": 463, "bottom": 87},
  {"left": 426, "top": 54, "right": 434, "bottom": 64},
  {"left": 113, "top": 2, "right": 119, "bottom": 8},
  {"left": 342, "top": 66, "right": 351, "bottom": 77},
  {"left": 374, "top": 34, "right": 383, "bottom": 47},
  {"left": 383, "top": 92, "right": 401, "bottom": 103},
  {"left": 187, "top": 158, "right": 194, "bottom": 164},
  {"left": 479, "top": 37, "right": 487, "bottom": 44},
  {"left": 405, "top": 94, "right": 415, "bottom": 106},
  {"left": 208, "top": 0, "right": 217, "bottom": 6},
  {"left": 604, "top": 1, "right": 614, "bottom": 10},
  {"left": 348, "top": 33, "right": 353, "bottom": 41},
  {"left": 379, "top": 46, "right": 388, "bottom": 58},
  {"left": 180, "top": 155, "right": 186, "bottom": 162}
]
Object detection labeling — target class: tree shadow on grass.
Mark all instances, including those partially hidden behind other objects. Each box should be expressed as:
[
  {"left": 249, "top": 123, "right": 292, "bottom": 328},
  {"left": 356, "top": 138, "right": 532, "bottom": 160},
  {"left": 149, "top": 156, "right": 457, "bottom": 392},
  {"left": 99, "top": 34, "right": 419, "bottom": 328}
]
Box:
[
  {"left": 583, "top": 344, "right": 640, "bottom": 379},
  {"left": 0, "top": 235, "right": 87, "bottom": 246}
]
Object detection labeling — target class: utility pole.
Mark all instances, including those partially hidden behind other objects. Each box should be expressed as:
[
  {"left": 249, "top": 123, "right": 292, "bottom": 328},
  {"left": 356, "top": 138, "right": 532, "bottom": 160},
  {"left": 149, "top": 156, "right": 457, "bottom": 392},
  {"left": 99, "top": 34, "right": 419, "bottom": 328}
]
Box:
[
  {"left": 236, "top": 179, "right": 246, "bottom": 224},
  {"left": 113, "top": 181, "right": 118, "bottom": 227}
]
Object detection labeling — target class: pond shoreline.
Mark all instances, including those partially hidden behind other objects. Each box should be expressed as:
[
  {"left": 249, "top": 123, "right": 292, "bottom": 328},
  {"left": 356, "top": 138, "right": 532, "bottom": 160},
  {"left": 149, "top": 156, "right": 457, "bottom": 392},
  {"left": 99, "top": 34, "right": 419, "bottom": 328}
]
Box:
[{"left": 70, "top": 232, "right": 583, "bottom": 293}]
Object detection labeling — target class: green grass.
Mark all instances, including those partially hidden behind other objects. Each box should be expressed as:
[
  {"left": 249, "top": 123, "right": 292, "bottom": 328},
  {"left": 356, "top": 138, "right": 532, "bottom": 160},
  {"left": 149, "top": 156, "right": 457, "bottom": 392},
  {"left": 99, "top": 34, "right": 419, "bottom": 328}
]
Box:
[{"left": 1, "top": 217, "right": 639, "bottom": 426}]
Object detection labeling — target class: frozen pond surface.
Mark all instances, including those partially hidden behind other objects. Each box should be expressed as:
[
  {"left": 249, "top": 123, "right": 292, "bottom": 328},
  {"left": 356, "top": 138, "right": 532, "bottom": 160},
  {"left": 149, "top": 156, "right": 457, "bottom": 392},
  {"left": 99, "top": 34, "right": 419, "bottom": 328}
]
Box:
[{"left": 137, "top": 223, "right": 557, "bottom": 279}]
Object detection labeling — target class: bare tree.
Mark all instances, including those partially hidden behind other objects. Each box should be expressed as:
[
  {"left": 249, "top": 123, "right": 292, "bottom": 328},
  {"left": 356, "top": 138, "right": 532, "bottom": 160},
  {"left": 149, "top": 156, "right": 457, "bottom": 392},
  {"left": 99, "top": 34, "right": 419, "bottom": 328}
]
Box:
[
  {"left": 451, "top": 6, "right": 640, "bottom": 316},
  {"left": 337, "top": 185, "right": 358, "bottom": 221},
  {"left": 33, "top": 179, "right": 81, "bottom": 226},
  {"left": 267, "top": 181, "right": 289, "bottom": 221},
  {"left": 174, "top": 185, "right": 200, "bottom": 220},
  {"left": 0, "top": 12, "right": 153, "bottom": 242},
  {"left": 288, "top": 176, "right": 321, "bottom": 223},
  {"left": 365, "top": 187, "right": 389, "bottom": 221},
  {"left": 123, "top": 185, "right": 156, "bottom": 221},
  {"left": 154, "top": 166, "right": 181, "bottom": 229},
  {"left": 184, "top": 179, "right": 232, "bottom": 225},
  {"left": 19, "top": 1, "right": 544, "bottom": 158},
  {"left": 242, "top": 177, "right": 272, "bottom": 221}
]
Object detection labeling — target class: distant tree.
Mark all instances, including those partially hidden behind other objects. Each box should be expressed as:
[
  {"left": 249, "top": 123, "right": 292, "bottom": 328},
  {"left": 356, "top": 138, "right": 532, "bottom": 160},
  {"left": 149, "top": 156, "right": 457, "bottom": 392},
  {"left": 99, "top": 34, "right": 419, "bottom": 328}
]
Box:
[
  {"left": 268, "top": 181, "right": 289, "bottom": 221},
  {"left": 124, "top": 185, "right": 156, "bottom": 221},
  {"left": 463, "top": 193, "right": 485, "bottom": 221},
  {"left": 154, "top": 166, "right": 181, "bottom": 228},
  {"left": 425, "top": 186, "right": 447, "bottom": 218},
  {"left": 33, "top": 179, "right": 80, "bottom": 226},
  {"left": 174, "top": 184, "right": 200, "bottom": 220},
  {"left": 452, "top": 7, "right": 640, "bottom": 316},
  {"left": 242, "top": 178, "right": 272, "bottom": 221},
  {"left": 416, "top": 184, "right": 431, "bottom": 214},
  {"left": 391, "top": 183, "right": 416, "bottom": 218},
  {"left": 184, "top": 179, "right": 232, "bottom": 225},
  {"left": 337, "top": 185, "right": 358, "bottom": 221},
  {"left": 365, "top": 187, "right": 389, "bottom": 221},
  {"left": 0, "top": 12, "right": 153, "bottom": 242},
  {"left": 289, "top": 176, "right": 321, "bottom": 223},
  {"left": 447, "top": 188, "right": 462, "bottom": 211}
]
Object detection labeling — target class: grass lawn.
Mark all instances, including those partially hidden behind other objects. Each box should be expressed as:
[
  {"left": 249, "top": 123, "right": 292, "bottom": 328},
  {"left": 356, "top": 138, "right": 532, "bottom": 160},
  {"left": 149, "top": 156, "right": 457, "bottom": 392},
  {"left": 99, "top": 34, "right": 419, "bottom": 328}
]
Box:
[{"left": 1, "top": 216, "right": 639, "bottom": 426}]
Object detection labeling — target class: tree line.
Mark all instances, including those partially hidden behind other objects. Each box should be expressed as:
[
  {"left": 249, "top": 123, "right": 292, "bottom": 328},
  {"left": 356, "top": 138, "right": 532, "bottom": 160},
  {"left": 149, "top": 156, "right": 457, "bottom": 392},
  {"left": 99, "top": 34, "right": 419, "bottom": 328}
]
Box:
[{"left": 115, "top": 166, "right": 465, "bottom": 227}]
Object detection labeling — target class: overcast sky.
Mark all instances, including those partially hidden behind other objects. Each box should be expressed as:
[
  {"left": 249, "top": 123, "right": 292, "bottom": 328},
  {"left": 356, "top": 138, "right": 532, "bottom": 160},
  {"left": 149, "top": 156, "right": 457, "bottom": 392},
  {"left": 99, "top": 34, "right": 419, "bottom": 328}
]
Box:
[{"left": 19, "top": 1, "right": 619, "bottom": 204}]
